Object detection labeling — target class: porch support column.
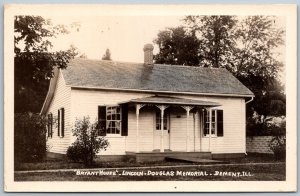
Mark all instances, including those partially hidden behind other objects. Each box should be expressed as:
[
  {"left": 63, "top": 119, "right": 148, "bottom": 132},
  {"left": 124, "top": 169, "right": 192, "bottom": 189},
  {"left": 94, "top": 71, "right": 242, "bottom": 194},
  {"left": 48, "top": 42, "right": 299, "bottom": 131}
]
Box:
[
  {"left": 157, "top": 105, "right": 167, "bottom": 152},
  {"left": 209, "top": 107, "right": 212, "bottom": 152},
  {"left": 136, "top": 104, "right": 144, "bottom": 152},
  {"left": 182, "top": 106, "right": 192, "bottom": 152}
]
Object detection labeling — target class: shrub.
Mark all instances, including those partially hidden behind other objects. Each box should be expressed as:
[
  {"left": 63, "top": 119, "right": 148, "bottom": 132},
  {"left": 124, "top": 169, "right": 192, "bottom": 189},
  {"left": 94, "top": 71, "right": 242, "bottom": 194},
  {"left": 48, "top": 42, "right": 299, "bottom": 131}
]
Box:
[
  {"left": 14, "top": 113, "right": 47, "bottom": 163},
  {"left": 66, "top": 144, "right": 82, "bottom": 163},
  {"left": 269, "top": 135, "right": 286, "bottom": 160},
  {"left": 67, "top": 117, "right": 109, "bottom": 166},
  {"left": 247, "top": 115, "right": 286, "bottom": 136}
]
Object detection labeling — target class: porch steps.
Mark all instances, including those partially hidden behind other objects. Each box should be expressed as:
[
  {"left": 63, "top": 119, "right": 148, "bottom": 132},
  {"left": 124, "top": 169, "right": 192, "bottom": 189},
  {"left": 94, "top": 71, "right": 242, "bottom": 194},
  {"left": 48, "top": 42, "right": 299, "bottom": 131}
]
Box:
[
  {"left": 126, "top": 151, "right": 214, "bottom": 162},
  {"left": 165, "top": 156, "right": 228, "bottom": 164}
]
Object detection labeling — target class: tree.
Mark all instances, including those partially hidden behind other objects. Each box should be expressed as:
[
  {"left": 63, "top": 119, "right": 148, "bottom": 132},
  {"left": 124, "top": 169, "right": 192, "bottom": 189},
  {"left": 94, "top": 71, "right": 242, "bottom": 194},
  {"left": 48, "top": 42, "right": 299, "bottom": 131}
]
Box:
[
  {"left": 67, "top": 117, "right": 109, "bottom": 166},
  {"left": 79, "top": 53, "right": 88, "bottom": 59},
  {"left": 232, "top": 16, "right": 286, "bottom": 127},
  {"left": 14, "top": 16, "right": 78, "bottom": 113},
  {"left": 14, "top": 113, "right": 47, "bottom": 164},
  {"left": 184, "top": 16, "right": 238, "bottom": 68},
  {"left": 154, "top": 26, "right": 200, "bottom": 66},
  {"left": 102, "top": 48, "right": 112, "bottom": 60},
  {"left": 154, "top": 16, "right": 285, "bottom": 133}
]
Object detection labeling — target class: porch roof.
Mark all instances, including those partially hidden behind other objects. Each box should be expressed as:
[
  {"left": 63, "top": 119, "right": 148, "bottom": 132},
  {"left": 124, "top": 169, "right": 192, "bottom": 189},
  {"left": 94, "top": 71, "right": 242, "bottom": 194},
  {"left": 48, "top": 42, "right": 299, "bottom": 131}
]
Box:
[{"left": 121, "top": 96, "right": 221, "bottom": 107}]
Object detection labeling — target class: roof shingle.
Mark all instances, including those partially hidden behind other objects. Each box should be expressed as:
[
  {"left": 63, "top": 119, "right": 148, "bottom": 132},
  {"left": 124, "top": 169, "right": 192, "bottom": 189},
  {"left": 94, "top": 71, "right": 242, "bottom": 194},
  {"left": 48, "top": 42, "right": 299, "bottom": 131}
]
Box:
[{"left": 62, "top": 58, "right": 253, "bottom": 96}]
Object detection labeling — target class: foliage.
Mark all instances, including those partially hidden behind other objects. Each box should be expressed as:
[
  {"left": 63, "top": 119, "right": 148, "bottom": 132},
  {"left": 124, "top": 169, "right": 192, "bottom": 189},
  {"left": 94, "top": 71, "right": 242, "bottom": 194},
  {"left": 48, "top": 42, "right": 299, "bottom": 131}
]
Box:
[
  {"left": 269, "top": 135, "right": 286, "bottom": 160},
  {"left": 79, "top": 53, "right": 88, "bottom": 59},
  {"left": 66, "top": 144, "right": 83, "bottom": 163},
  {"left": 154, "top": 26, "right": 200, "bottom": 66},
  {"left": 232, "top": 16, "right": 286, "bottom": 126},
  {"left": 102, "top": 48, "right": 112, "bottom": 60},
  {"left": 247, "top": 116, "right": 286, "bottom": 136},
  {"left": 184, "top": 16, "right": 237, "bottom": 68},
  {"left": 14, "top": 15, "right": 78, "bottom": 113},
  {"left": 154, "top": 16, "right": 286, "bottom": 133},
  {"left": 67, "top": 117, "right": 109, "bottom": 166},
  {"left": 14, "top": 113, "right": 47, "bottom": 163}
]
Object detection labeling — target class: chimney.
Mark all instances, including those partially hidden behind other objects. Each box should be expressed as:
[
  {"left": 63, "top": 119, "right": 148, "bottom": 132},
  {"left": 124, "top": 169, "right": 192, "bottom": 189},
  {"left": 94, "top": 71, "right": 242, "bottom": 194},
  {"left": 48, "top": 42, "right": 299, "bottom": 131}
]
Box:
[{"left": 143, "top": 44, "right": 154, "bottom": 65}]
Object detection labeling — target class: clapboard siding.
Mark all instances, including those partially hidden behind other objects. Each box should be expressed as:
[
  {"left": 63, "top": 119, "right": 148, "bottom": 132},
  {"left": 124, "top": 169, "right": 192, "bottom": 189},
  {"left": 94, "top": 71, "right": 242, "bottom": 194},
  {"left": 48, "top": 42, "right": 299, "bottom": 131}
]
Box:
[
  {"left": 46, "top": 70, "right": 71, "bottom": 154},
  {"left": 170, "top": 110, "right": 200, "bottom": 152},
  {"left": 68, "top": 89, "right": 246, "bottom": 155},
  {"left": 70, "top": 89, "right": 154, "bottom": 155},
  {"left": 198, "top": 98, "right": 246, "bottom": 153}
]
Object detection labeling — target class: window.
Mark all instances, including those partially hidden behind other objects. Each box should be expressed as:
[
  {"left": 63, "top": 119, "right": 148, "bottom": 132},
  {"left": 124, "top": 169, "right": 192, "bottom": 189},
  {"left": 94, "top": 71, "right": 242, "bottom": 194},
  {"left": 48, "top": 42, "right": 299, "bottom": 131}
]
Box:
[
  {"left": 156, "top": 111, "right": 168, "bottom": 130},
  {"left": 106, "top": 106, "right": 121, "bottom": 134},
  {"left": 57, "top": 108, "right": 64, "bottom": 137},
  {"left": 47, "top": 113, "right": 53, "bottom": 138},
  {"left": 204, "top": 109, "right": 223, "bottom": 137},
  {"left": 98, "top": 105, "right": 128, "bottom": 136}
]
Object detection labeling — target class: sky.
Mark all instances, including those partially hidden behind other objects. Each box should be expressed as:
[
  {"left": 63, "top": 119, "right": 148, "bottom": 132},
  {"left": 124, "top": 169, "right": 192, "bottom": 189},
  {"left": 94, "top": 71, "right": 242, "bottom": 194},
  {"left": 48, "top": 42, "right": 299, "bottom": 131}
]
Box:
[
  {"left": 47, "top": 15, "right": 285, "bottom": 66},
  {"left": 49, "top": 16, "right": 183, "bottom": 62}
]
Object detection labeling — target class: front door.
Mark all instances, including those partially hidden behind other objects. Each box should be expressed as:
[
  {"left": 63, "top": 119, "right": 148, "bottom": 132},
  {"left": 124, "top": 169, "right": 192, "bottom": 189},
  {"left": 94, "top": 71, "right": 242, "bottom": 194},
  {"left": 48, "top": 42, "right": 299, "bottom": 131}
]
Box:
[{"left": 153, "top": 111, "right": 170, "bottom": 151}]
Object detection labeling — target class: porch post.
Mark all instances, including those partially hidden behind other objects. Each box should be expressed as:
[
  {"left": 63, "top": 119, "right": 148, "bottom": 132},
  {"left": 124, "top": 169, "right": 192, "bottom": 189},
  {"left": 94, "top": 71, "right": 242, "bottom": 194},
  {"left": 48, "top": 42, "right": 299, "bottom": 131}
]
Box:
[
  {"left": 194, "top": 111, "right": 198, "bottom": 152},
  {"left": 182, "top": 106, "right": 192, "bottom": 152},
  {"left": 158, "top": 105, "right": 167, "bottom": 152},
  {"left": 209, "top": 107, "right": 212, "bottom": 152},
  {"left": 136, "top": 104, "right": 142, "bottom": 152}
]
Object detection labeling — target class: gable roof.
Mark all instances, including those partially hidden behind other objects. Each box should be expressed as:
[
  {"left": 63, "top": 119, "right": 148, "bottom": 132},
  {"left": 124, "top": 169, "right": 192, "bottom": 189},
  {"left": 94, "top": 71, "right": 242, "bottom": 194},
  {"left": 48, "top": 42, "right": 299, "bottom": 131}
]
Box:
[{"left": 62, "top": 58, "right": 253, "bottom": 97}]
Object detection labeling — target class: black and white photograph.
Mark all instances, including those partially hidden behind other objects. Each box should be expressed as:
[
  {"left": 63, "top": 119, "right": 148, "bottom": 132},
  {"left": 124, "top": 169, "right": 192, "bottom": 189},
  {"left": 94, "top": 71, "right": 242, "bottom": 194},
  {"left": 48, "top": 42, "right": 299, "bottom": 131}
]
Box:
[{"left": 4, "top": 4, "right": 297, "bottom": 192}]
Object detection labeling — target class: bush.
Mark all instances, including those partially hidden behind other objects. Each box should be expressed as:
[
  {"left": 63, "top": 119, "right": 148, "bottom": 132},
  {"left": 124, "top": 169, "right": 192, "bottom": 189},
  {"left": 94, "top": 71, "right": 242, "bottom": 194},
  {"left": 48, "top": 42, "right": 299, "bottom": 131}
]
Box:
[
  {"left": 66, "top": 145, "right": 82, "bottom": 163},
  {"left": 247, "top": 115, "right": 286, "bottom": 136},
  {"left": 67, "top": 117, "right": 109, "bottom": 166},
  {"left": 269, "top": 135, "right": 286, "bottom": 160},
  {"left": 14, "top": 113, "right": 47, "bottom": 163}
]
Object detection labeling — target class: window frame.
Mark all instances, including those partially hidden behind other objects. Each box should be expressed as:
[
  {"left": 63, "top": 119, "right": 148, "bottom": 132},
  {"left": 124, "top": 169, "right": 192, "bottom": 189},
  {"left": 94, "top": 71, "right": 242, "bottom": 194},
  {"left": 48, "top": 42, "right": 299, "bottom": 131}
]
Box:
[
  {"left": 203, "top": 109, "right": 223, "bottom": 137},
  {"left": 155, "top": 111, "right": 169, "bottom": 130},
  {"left": 105, "top": 105, "right": 122, "bottom": 135}
]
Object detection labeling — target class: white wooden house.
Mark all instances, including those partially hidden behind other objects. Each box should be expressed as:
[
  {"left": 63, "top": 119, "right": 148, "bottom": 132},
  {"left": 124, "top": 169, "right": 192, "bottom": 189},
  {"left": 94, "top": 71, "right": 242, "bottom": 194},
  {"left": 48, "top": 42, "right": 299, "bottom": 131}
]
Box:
[{"left": 41, "top": 44, "right": 254, "bottom": 161}]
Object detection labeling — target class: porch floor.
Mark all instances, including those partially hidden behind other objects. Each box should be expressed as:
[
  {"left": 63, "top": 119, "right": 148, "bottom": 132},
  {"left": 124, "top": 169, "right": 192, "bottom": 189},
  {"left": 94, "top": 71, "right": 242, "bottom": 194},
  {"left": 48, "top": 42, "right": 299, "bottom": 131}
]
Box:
[
  {"left": 125, "top": 151, "right": 214, "bottom": 162},
  {"left": 165, "top": 156, "right": 227, "bottom": 164}
]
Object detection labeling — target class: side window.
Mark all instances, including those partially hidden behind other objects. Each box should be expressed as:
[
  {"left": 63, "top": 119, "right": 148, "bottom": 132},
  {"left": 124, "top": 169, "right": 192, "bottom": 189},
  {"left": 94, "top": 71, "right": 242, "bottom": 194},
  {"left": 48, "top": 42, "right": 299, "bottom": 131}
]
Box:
[
  {"left": 98, "top": 106, "right": 122, "bottom": 136},
  {"left": 203, "top": 109, "right": 223, "bottom": 137},
  {"left": 106, "top": 106, "right": 121, "bottom": 134},
  {"left": 47, "top": 113, "right": 53, "bottom": 138},
  {"left": 204, "top": 110, "right": 209, "bottom": 136}
]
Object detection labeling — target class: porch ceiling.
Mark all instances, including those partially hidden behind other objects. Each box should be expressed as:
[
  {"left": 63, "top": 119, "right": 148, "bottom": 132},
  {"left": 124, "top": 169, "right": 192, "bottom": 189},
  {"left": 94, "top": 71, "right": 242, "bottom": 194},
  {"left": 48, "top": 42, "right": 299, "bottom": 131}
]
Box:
[{"left": 120, "top": 96, "right": 221, "bottom": 107}]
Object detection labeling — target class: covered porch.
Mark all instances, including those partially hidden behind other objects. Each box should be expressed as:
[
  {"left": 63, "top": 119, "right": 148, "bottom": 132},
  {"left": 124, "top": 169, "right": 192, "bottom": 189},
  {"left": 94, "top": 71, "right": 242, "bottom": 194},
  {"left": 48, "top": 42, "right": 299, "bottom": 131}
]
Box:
[{"left": 120, "top": 95, "right": 221, "bottom": 154}]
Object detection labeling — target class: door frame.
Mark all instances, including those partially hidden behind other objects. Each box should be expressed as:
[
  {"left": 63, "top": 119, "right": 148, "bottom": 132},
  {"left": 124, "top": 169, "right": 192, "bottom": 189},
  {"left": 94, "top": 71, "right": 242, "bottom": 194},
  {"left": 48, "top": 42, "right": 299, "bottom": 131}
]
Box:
[{"left": 153, "top": 111, "right": 170, "bottom": 151}]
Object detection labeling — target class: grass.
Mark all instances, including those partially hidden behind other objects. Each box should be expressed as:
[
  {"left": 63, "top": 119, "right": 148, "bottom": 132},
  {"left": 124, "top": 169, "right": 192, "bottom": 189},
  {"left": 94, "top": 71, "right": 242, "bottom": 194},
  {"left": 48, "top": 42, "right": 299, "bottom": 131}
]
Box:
[
  {"left": 14, "top": 153, "right": 285, "bottom": 181},
  {"left": 14, "top": 163, "right": 286, "bottom": 181},
  {"left": 15, "top": 153, "right": 283, "bottom": 171},
  {"left": 217, "top": 153, "right": 284, "bottom": 164}
]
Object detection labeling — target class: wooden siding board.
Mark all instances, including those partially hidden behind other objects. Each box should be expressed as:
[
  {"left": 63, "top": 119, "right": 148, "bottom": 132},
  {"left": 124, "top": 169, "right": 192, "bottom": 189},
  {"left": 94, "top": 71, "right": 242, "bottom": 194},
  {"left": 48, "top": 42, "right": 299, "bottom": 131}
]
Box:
[
  {"left": 46, "top": 70, "right": 71, "bottom": 154},
  {"left": 68, "top": 89, "right": 246, "bottom": 155}
]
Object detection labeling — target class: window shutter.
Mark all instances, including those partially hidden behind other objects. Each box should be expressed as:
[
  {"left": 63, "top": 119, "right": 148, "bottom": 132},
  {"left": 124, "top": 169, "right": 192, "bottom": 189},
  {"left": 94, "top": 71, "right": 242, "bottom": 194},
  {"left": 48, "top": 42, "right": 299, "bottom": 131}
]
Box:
[
  {"left": 58, "top": 109, "right": 60, "bottom": 136},
  {"left": 121, "top": 104, "right": 128, "bottom": 136},
  {"left": 61, "top": 108, "right": 65, "bottom": 137},
  {"left": 217, "top": 110, "right": 224, "bottom": 137},
  {"left": 203, "top": 109, "right": 208, "bottom": 135},
  {"left": 98, "top": 106, "right": 107, "bottom": 136},
  {"left": 50, "top": 113, "right": 53, "bottom": 138},
  {"left": 47, "top": 114, "right": 50, "bottom": 137}
]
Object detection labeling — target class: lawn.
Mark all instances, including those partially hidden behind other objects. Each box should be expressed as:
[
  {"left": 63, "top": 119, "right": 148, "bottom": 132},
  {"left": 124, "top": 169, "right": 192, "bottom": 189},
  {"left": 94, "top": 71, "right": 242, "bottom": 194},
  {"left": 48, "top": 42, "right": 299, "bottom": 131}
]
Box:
[
  {"left": 15, "top": 163, "right": 285, "bottom": 181},
  {"left": 15, "top": 153, "right": 283, "bottom": 171},
  {"left": 14, "top": 153, "right": 285, "bottom": 181}
]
